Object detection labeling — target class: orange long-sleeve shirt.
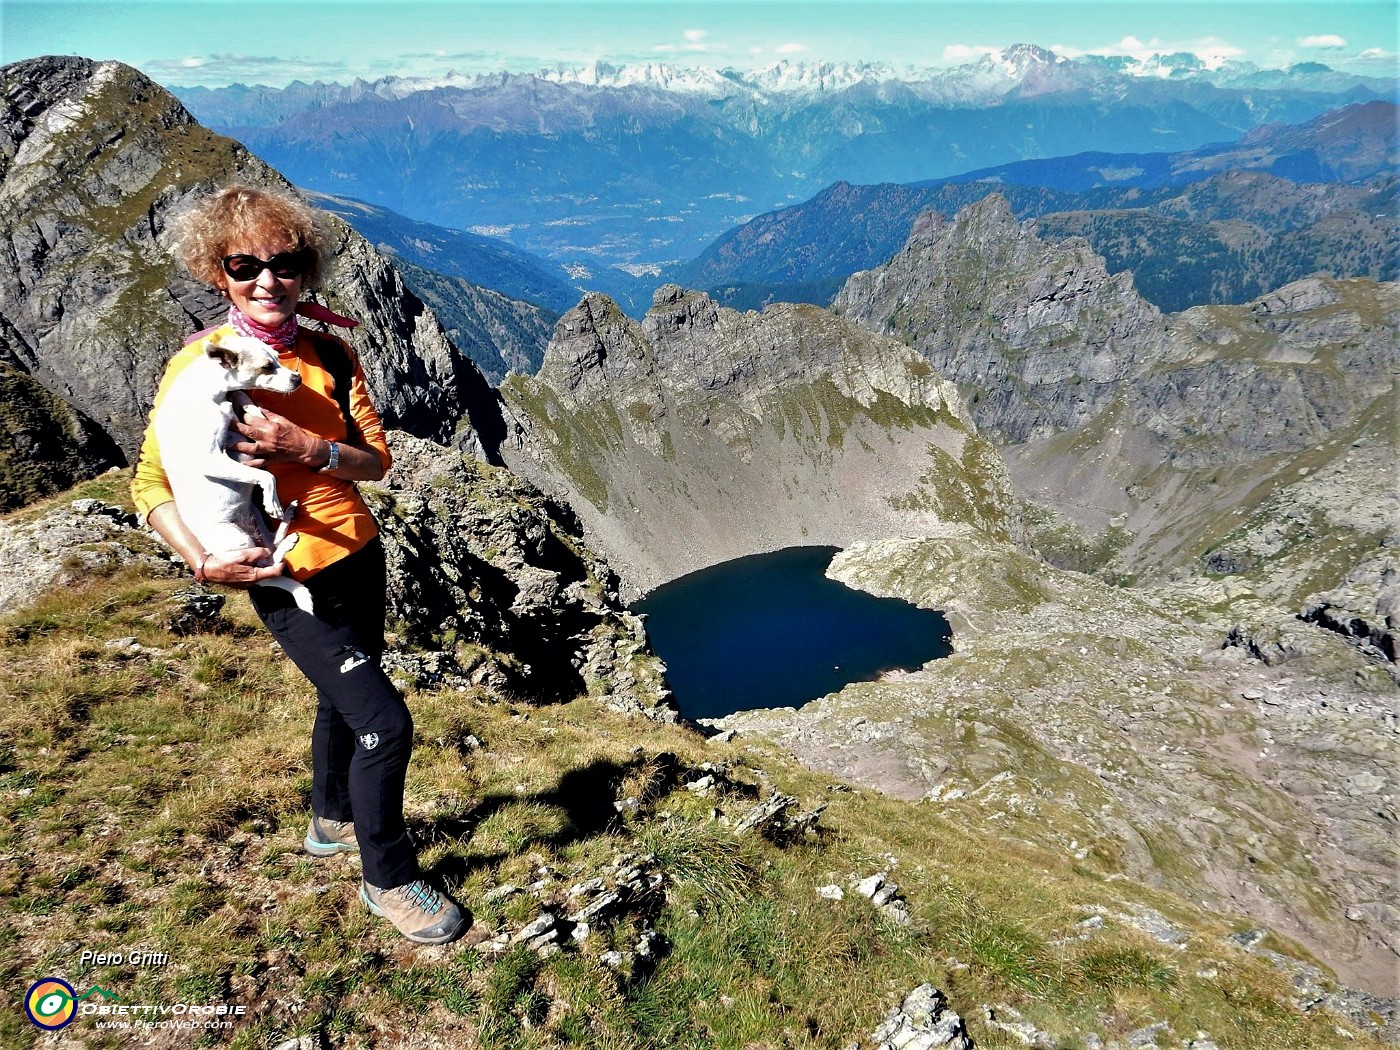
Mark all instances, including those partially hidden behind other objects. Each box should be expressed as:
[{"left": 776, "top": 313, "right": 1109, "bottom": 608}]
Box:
[{"left": 131, "top": 325, "right": 391, "bottom": 581}]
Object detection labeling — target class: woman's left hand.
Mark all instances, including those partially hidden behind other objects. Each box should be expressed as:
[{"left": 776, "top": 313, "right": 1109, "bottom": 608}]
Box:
[{"left": 229, "top": 409, "right": 326, "bottom": 468}]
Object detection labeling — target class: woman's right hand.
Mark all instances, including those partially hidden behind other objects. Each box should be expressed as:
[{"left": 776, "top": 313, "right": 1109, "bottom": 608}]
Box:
[{"left": 200, "top": 547, "right": 286, "bottom": 587}]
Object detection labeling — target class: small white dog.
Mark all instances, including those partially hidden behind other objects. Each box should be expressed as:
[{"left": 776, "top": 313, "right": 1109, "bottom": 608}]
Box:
[{"left": 153, "top": 332, "right": 314, "bottom": 613}]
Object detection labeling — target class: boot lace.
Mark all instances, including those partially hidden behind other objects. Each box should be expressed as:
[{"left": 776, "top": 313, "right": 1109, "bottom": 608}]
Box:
[{"left": 393, "top": 880, "right": 443, "bottom": 916}]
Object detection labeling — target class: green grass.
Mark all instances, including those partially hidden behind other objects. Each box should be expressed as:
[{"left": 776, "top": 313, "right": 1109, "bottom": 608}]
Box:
[{"left": 0, "top": 560, "right": 1383, "bottom": 1049}]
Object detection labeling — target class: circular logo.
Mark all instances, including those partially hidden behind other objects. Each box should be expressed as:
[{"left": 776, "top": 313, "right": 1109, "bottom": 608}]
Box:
[{"left": 26, "top": 978, "right": 77, "bottom": 1030}]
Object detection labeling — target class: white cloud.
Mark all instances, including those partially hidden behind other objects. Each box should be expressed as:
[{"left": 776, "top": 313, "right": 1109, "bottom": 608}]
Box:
[
  {"left": 683, "top": 29, "right": 707, "bottom": 44},
  {"left": 776, "top": 42, "right": 807, "bottom": 55},
  {"left": 942, "top": 44, "right": 998, "bottom": 63},
  {"left": 1299, "top": 34, "right": 1348, "bottom": 49},
  {"left": 144, "top": 52, "right": 354, "bottom": 86},
  {"left": 1356, "top": 47, "right": 1398, "bottom": 66}
]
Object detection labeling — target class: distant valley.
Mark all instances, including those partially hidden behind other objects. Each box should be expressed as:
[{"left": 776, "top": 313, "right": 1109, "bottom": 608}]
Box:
[{"left": 174, "top": 47, "right": 1395, "bottom": 303}]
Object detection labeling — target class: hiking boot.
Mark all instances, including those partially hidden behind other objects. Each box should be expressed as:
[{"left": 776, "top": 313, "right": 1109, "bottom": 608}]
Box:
[
  {"left": 303, "top": 815, "right": 359, "bottom": 857},
  {"left": 360, "top": 879, "right": 469, "bottom": 945}
]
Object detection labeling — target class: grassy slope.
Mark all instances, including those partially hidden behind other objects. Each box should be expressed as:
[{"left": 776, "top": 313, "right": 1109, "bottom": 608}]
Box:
[{"left": 0, "top": 483, "right": 1381, "bottom": 1050}]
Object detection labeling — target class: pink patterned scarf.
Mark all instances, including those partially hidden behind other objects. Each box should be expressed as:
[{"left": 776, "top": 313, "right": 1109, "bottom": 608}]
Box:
[
  {"left": 227, "top": 303, "right": 360, "bottom": 348},
  {"left": 228, "top": 305, "right": 298, "bottom": 350}
]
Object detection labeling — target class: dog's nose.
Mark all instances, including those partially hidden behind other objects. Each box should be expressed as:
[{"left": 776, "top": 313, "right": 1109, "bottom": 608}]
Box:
[{"left": 289, "top": 373, "right": 301, "bottom": 388}]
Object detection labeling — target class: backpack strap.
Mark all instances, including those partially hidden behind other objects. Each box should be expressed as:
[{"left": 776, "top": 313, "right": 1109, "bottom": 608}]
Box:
[
  {"left": 301, "top": 328, "right": 360, "bottom": 442},
  {"left": 183, "top": 323, "right": 222, "bottom": 347}
]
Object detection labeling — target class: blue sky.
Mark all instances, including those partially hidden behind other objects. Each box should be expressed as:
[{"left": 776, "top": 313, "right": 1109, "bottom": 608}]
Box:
[{"left": 4, "top": 0, "right": 1396, "bottom": 88}]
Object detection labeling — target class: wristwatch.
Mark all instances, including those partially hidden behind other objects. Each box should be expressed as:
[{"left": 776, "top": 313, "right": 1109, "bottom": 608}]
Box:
[{"left": 320, "top": 440, "right": 340, "bottom": 473}]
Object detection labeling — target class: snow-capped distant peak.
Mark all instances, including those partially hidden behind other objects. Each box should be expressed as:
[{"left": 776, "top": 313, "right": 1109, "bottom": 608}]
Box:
[
  {"left": 286, "top": 49, "right": 1383, "bottom": 109},
  {"left": 536, "top": 61, "right": 737, "bottom": 94},
  {"left": 994, "top": 43, "right": 1060, "bottom": 74},
  {"left": 530, "top": 58, "right": 895, "bottom": 96},
  {"left": 746, "top": 59, "right": 893, "bottom": 93}
]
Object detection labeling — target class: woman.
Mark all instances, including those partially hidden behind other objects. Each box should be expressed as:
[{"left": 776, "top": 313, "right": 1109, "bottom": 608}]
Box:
[{"left": 132, "top": 184, "right": 467, "bottom": 945}]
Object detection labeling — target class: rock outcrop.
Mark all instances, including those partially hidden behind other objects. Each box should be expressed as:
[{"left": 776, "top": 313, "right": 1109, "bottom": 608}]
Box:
[
  {"left": 501, "top": 285, "right": 1012, "bottom": 592},
  {"left": 870, "top": 984, "right": 972, "bottom": 1050},
  {"left": 1301, "top": 552, "right": 1400, "bottom": 668},
  {"left": 0, "top": 56, "right": 508, "bottom": 509},
  {"left": 0, "top": 491, "right": 176, "bottom": 611},
  {"left": 368, "top": 433, "right": 674, "bottom": 719},
  {"left": 832, "top": 194, "right": 1191, "bottom": 444}
]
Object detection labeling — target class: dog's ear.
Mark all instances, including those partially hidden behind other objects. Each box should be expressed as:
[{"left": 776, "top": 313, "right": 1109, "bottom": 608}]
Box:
[{"left": 205, "top": 341, "right": 239, "bottom": 370}]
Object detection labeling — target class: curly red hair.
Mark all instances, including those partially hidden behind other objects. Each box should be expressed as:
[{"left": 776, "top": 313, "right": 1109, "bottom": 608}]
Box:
[{"left": 175, "top": 183, "right": 332, "bottom": 291}]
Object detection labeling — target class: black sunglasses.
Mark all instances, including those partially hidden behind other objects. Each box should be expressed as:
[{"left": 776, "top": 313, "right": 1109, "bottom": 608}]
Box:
[{"left": 221, "top": 249, "right": 312, "bottom": 282}]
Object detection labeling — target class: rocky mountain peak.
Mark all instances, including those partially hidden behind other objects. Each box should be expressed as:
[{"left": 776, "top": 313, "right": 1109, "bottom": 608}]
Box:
[
  {"left": 538, "top": 292, "right": 654, "bottom": 397},
  {"left": 645, "top": 283, "right": 722, "bottom": 339},
  {"left": 943, "top": 191, "right": 1024, "bottom": 248},
  {"left": 835, "top": 195, "right": 1179, "bottom": 442},
  {"left": 503, "top": 289, "right": 1004, "bottom": 589},
  {"left": 640, "top": 285, "right": 727, "bottom": 380},
  {"left": 0, "top": 55, "right": 506, "bottom": 505},
  {"left": 997, "top": 44, "right": 1059, "bottom": 70}
]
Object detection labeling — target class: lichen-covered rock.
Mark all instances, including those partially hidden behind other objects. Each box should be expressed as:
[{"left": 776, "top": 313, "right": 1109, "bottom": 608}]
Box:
[
  {"left": 163, "top": 586, "right": 229, "bottom": 635},
  {"left": 0, "top": 495, "right": 176, "bottom": 614},
  {"left": 870, "top": 984, "right": 972, "bottom": 1050}
]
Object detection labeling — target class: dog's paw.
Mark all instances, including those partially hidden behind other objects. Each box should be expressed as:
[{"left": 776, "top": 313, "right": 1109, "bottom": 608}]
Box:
[
  {"left": 282, "top": 499, "right": 299, "bottom": 523},
  {"left": 272, "top": 532, "right": 300, "bottom": 562},
  {"left": 242, "top": 403, "right": 266, "bottom": 420}
]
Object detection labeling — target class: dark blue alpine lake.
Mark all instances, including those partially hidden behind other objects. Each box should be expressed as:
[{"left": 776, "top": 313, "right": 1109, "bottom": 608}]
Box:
[{"left": 632, "top": 546, "right": 952, "bottom": 720}]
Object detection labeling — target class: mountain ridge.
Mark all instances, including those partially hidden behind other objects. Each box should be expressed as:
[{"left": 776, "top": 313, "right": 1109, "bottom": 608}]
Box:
[
  {"left": 173, "top": 45, "right": 1396, "bottom": 117},
  {"left": 174, "top": 53, "right": 1392, "bottom": 286},
  {"left": 679, "top": 101, "right": 1398, "bottom": 311}
]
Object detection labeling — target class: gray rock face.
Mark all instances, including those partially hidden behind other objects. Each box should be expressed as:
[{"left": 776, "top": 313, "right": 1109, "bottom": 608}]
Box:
[
  {"left": 368, "top": 432, "right": 674, "bottom": 718},
  {"left": 1301, "top": 553, "right": 1400, "bottom": 666},
  {"left": 833, "top": 195, "right": 1189, "bottom": 444},
  {"left": 502, "top": 284, "right": 1011, "bottom": 592},
  {"left": 0, "top": 56, "right": 507, "bottom": 505}
]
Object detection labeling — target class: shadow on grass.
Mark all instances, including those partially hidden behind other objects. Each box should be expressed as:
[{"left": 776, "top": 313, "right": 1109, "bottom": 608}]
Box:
[
  {"left": 414, "top": 759, "right": 630, "bottom": 882},
  {"left": 411, "top": 748, "right": 755, "bottom": 887}
]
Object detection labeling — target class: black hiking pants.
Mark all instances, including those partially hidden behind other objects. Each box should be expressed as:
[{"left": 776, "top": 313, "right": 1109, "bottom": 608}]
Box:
[{"left": 250, "top": 537, "right": 420, "bottom": 889}]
